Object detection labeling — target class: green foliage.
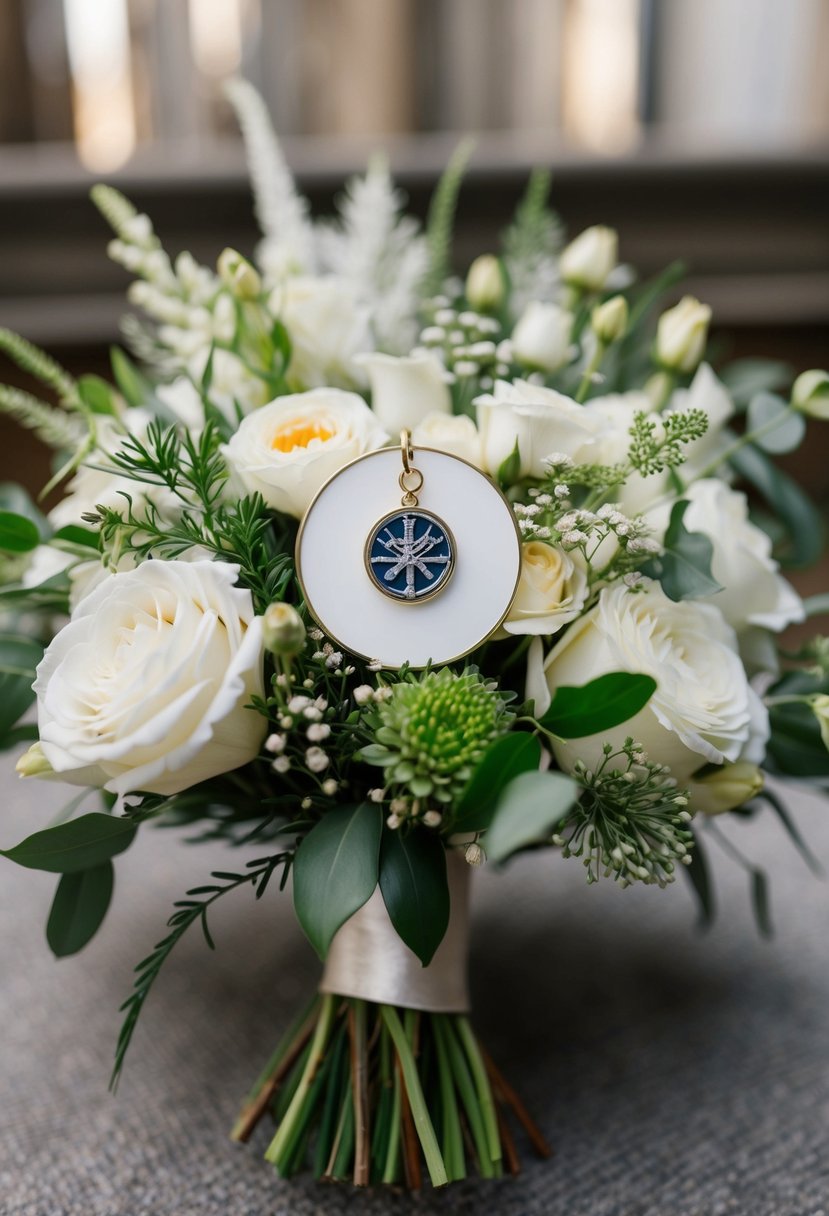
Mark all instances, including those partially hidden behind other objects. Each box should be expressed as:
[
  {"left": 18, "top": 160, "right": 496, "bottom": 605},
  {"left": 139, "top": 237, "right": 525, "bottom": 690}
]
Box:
[
  {"left": 643, "top": 499, "right": 722, "bottom": 601},
  {"left": 77, "top": 374, "right": 118, "bottom": 416},
  {"left": 1, "top": 813, "right": 137, "bottom": 874},
  {"left": 452, "top": 732, "right": 542, "bottom": 833},
  {"left": 627, "top": 408, "right": 709, "bottom": 477},
  {"left": 0, "top": 512, "right": 40, "bottom": 553},
  {"left": 46, "top": 863, "right": 114, "bottom": 957},
  {"left": 485, "top": 770, "right": 579, "bottom": 864},
  {"left": 0, "top": 634, "right": 44, "bottom": 742},
  {"left": 537, "top": 672, "right": 657, "bottom": 739},
  {"left": 378, "top": 826, "right": 449, "bottom": 966},
  {"left": 0, "top": 385, "right": 85, "bottom": 450},
  {"left": 292, "top": 802, "right": 382, "bottom": 958},
  {"left": 746, "top": 392, "right": 805, "bottom": 454},
  {"left": 730, "top": 443, "right": 823, "bottom": 567},
  {"left": 500, "top": 168, "right": 563, "bottom": 313},
  {"left": 496, "top": 439, "right": 521, "bottom": 489},
  {"left": 112, "top": 851, "right": 290, "bottom": 1087},
  {"left": 0, "top": 328, "right": 76, "bottom": 401},
  {"left": 89, "top": 183, "right": 141, "bottom": 240},
  {"left": 424, "top": 139, "right": 475, "bottom": 295},
  {"left": 110, "top": 346, "right": 154, "bottom": 408},
  {"left": 683, "top": 829, "right": 714, "bottom": 926}
]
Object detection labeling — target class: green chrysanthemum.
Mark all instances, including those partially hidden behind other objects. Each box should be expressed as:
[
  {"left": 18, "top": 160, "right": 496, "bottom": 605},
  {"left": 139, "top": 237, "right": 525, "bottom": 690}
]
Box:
[{"left": 361, "top": 669, "right": 513, "bottom": 806}]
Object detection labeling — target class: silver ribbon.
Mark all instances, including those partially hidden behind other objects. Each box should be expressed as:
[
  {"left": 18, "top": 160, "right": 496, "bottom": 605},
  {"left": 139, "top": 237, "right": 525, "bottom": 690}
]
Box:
[{"left": 319, "top": 848, "right": 470, "bottom": 1012}]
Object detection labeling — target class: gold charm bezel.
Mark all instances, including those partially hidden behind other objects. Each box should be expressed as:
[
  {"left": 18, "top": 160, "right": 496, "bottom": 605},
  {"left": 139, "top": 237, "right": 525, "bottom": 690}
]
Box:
[{"left": 363, "top": 507, "right": 457, "bottom": 606}]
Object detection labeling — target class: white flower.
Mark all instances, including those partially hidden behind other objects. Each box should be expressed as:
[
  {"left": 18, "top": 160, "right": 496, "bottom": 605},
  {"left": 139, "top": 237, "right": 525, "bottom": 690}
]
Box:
[
  {"left": 498, "top": 542, "right": 588, "bottom": 637},
  {"left": 689, "top": 761, "right": 764, "bottom": 815},
  {"left": 655, "top": 296, "right": 711, "bottom": 374},
  {"left": 591, "top": 295, "right": 628, "bottom": 345},
  {"left": 792, "top": 369, "right": 829, "bottom": 419},
  {"left": 188, "top": 348, "right": 270, "bottom": 424},
  {"left": 465, "top": 254, "right": 505, "bottom": 312},
  {"left": 511, "top": 302, "right": 574, "bottom": 373},
  {"left": 32, "top": 560, "right": 265, "bottom": 796},
  {"left": 354, "top": 351, "right": 452, "bottom": 434},
  {"left": 222, "top": 388, "right": 388, "bottom": 517},
  {"left": 474, "top": 379, "right": 602, "bottom": 478},
  {"left": 306, "top": 746, "right": 329, "bottom": 773},
  {"left": 353, "top": 685, "right": 375, "bottom": 706},
  {"left": 155, "top": 377, "right": 205, "bottom": 431},
  {"left": 271, "top": 275, "right": 373, "bottom": 389},
  {"left": 539, "top": 581, "right": 760, "bottom": 784},
  {"left": 560, "top": 226, "right": 618, "bottom": 291},
  {"left": 412, "top": 411, "right": 482, "bottom": 467},
  {"left": 647, "top": 480, "right": 804, "bottom": 634},
  {"left": 306, "top": 722, "right": 331, "bottom": 742}
]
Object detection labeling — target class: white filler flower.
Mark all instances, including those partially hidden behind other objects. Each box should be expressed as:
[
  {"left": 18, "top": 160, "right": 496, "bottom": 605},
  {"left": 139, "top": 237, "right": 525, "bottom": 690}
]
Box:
[{"left": 33, "top": 560, "right": 265, "bottom": 796}]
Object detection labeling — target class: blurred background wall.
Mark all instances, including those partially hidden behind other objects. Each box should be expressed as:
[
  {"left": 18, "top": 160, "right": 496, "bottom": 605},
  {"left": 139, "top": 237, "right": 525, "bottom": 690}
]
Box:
[{"left": 0, "top": 0, "right": 827, "bottom": 499}]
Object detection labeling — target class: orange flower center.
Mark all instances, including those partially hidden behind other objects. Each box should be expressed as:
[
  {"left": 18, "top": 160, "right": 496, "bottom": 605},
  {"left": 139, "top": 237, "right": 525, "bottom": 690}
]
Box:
[{"left": 270, "top": 420, "right": 334, "bottom": 452}]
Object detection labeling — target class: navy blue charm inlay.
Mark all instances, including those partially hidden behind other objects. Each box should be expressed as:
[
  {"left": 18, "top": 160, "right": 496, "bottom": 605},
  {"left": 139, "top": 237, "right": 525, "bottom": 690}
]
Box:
[{"left": 365, "top": 509, "right": 455, "bottom": 602}]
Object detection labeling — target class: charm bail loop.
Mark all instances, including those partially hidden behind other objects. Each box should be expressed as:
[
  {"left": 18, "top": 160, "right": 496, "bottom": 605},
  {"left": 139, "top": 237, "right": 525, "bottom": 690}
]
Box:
[{"left": 399, "top": 428, "right": 423, "bottom": 506}]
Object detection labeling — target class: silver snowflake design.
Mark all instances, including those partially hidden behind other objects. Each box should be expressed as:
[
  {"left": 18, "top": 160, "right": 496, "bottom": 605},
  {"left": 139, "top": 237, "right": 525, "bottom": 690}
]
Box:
[{"left": 367, "top": 511, "right": 453, "bottom": 601}]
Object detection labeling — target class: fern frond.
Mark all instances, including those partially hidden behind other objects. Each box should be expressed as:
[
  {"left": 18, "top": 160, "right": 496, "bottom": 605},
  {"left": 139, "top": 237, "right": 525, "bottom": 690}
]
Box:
[
  {"left": 423, "top": 138, "right": 475, "bottom": 296},
  {"left": 224, "top": 77, "right": 315, "bottom": 276},
  {"left": 0, "top": 385, "right": 86, "bottom": 449},
  {"left": 0, "top": 329, "right": 76, "bottom": 401},
  {"left": 501, "top": 168, "right": 564, "bottom": 317}
]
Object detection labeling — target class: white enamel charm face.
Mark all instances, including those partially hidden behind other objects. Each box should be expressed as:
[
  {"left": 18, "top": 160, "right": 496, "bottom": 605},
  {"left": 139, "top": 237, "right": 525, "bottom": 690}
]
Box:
[{"left": 296, "top": 446, "right": 522, "bottom": 669}]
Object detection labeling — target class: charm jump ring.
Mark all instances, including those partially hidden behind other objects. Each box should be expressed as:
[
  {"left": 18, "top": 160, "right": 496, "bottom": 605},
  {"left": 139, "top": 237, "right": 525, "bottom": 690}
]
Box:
[
  {"left": 400, "top": 429, "right": 415, "bottom": 476},
  {"left": 399, "top": 467, "right": 423, "bottom": 506}
]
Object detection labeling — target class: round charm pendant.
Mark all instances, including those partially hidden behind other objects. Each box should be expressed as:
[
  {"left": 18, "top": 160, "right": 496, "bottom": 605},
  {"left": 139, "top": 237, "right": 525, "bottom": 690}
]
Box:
[
  {"left": 365, "top": 508, "right": 455, "bottom": 603},
  {"left": 296, "top": 435, "right": 521, "bottom": 669}
]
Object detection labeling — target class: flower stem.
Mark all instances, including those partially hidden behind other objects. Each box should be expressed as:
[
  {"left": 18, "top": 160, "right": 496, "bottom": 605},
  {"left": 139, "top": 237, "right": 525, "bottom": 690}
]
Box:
[
  {"left": 380, "top": 1004, "right": 448, "bottom": 1187},
  {"left": 264, "top": 993, "right": 337, "bottom": 1167},
  {"left": 575, "top": 341, "right": 606, "bottom": 403}
]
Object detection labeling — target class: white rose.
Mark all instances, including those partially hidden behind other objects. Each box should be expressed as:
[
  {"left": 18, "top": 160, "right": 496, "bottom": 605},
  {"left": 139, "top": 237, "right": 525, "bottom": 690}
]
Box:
[
  {"left": 33, "top": 560, "right": 265, "bottom": 796},
  {"left": 411, "top": 412, "right": 482, "bottom": 466},
  {"left": 688, "top": 761, "right": 764, "bottom": 816},
  {"left": 354, "top": 351, "right": 452, "bottom": 434},
  {"left": 511, "top": 302, "right": 574, "bottom": 373},
  {"left": 648, "top": 479, "right": 804, "bottom": 634},
  {"left": 188, "top": 348, "right": 270, "bottom": 425},
  {"left": 792, "top": 369, "right": 829, "bottom": 419},
  {"left": 655, "top": 296, "right": 711, "bottom": 374},
  {"left": 498, "top": 542, "right": 588, "bottom": 637},
  {"left": 271, "top": 275, "right": 373, "bottom": 390},
  {"left": 539, "top": 581, "right": 757, "bottom": 784},
  {"left": 474, "top": 379, "right": 602, "bottom": 478},
  {"left": 222, "top": 388, "right": 388, "bottom": 517},
  {"left": 156, "top": 377, "right": 205, "bottom": 431},
  {"left": 560, "top": 226, "right": 618, "bottom": 291}
]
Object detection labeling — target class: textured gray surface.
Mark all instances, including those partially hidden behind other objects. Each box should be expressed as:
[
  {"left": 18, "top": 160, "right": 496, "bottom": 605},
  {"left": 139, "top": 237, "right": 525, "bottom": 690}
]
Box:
[{"left": 1, "top": 761, "right": 828, "bottom": 1216}]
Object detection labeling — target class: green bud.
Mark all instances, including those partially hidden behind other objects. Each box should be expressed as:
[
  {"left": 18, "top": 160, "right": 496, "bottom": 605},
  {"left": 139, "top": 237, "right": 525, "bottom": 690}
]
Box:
[
  {"left": 262, "top": 602, "right": 306, "bottom": 657},
  {"left": 16, "top": 741, "right": 53, "bottom": 779},
  {"left": 654, "top": 295, "right": 711, "bottom": 374},
  {"left": 791, "top": 369, "right": 829, "bottom": 419},
  {"left": 811, "top": 693, "right": 829, "bottom": 751},
  {"left": 217, "top": 247, "right": 262, "bottom": 300},
  {"left": 465, "top": 254, "right": 506, "bottom": 312},
  {"left": 560, "top": 225, "right": 618, "bottom": 291},
  {"left": 591, "top": 295, "right": 629, "bottom": 345}
]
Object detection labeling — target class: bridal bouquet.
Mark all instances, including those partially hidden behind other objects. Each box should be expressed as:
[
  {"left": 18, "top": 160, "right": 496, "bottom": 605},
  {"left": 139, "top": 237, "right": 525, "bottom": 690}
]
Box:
[{"left": 2, "top": 80, "right": 828, "bottom": 1189}]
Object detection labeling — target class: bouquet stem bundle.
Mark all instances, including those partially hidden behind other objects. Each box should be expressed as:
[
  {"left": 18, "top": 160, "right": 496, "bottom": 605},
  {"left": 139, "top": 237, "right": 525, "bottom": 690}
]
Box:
[{"left": 232, "top": 994, "right": 550, "bottom": 1187}]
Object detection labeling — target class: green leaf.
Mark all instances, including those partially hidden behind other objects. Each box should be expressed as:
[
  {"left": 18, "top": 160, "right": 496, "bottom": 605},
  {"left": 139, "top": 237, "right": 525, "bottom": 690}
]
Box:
[
  {"left": 378, "top": 827, "right": 449, "bottom": 966},
  {"left": 497, "top": 439, "right": 521, "bottom": 488},
  {"left": 292, "top": 802, "right": 382, "bottom": 958},
  {"left": 538, "top": 672, "right": 657, "bottom": 739},
  {"left": 486, "top": 770, "right": 578, "bottom": 864},
  {"left": 746, "top": 392, "right": 805, "bottom": 454},
  {"left": 0, "top": 510, "right": 40, "bottom": 553},
  {"left": 720, "top": 358, "right": 792, "bottom": 410},
  {"left": 0, "top": 633, "right": 43, "bottom": 738},
  {"left": 683, "top": 831, "right": 715, "bottom": 927},
  {"left": 643, "top": 499, "right": 722, "bottom": 601},
  {"left": 750, "top": 868, "right": 773, "bottom": 938},
  {"left": 767, "top": 701, "right": 829, "bottom": 778},
  {"left": 453, "top": 732, "right": 541, "bottom": 832},
  {"left": 46, "top": 862, "right": 114, "bottom": 956},
  {"left": 730, "top": 443, "right": 823, "bottom": 567},
  {"left": 110, "top": 347, "right": 152, "bottom": 409},
  {"left": 803, "top": 593, "right": 829, "bottom": 618},
  {"left": 77, "top": 374, "right": 117, "bottom": 415},
  {"left": 752, "top": 788, "right": 823, "bottom": 876},
  {"left": 52, "top": 524, "right": 99, "bottom": 549},
  {"left": 1, "top": 813, "right": 137, "bottom": 874},
  {"left": 0, "top": 483, "right": 49, "bottom": 532}
]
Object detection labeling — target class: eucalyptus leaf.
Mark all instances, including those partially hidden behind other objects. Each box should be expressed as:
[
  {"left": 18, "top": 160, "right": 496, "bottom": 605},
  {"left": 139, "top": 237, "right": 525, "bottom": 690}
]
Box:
[
  {"left": 0, "top": 633, "right": 43, "bottom": 738},
  {"left": 52, "top": 524, "right": 99, "bottom": 549},
  {"left": 730, "top": 444, "right": 823, "bottom": 567},
  {"left": 683, "top": 830, "right": 714, "bottom": 927},
  {"left": 379, "top": 827, "right": 449, "bottom": 966},
  {"left": 767, "top": 701, "right": 829, "bottom": 778},
  {"left": 643, "top": 499, "right": 722, "bottom": 601},
  {"left": 486, "top": 770, "right": 579, "bottom": 864},
  {"left": 453, "top": 732, "right": 541, "bottom": 832},
  {"left": 292, "top": 802, "right": 382, "bottom": 958},
  {"left": 110, "top": 347, "right": 153, "bottom": 409},
  {"left": 746, "top": 392, "right": 805, "bottom": 454},
  {"left": 0, "top": 483, "right": 49, "bottom": 532},
  {"left": 538, "top": 672, "right": 657, "bottom": 739},
  {"left": 47, "top": 862, "right": 114, "bottom": 956},
  {"left": 0, "top": 510, "right": 40, "bottom": 553},
  {"left": 77, "top": 374, "right": 117, "bottom": 415},
  {"left": 1, "top": 813, "right": 137, "bottom": 874},
  {"left": 720, "top": 358, "right": 792, "bottom": 409}
]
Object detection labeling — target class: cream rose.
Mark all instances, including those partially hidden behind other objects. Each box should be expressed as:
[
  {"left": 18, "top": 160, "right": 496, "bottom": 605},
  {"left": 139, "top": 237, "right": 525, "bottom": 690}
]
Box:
[
  {"left": 655, "top": 296, "right": 711, "bottom": 374},
  {"left": 499, "top": 542, "right": 588, "bottom": 637},
  {"left": 648, "top": 479, "right": 804, "bottom": 635},
  {"left": 32, "top": 560, "right": 266, "bottom": 796},
  {"left": 412, "top": 412, "right": 482, "bottom": 466},
  {"left": 474, "top": 379, "right": 602, "bottom": 478},
  {"left": 271, "top": 275, "right": 373, "bottom": 389},
  {"left": 354, "top": 351, "right": 452, "bottom": 434},
  {"left": 222, "top": 388, "right": 388, "bottom": 517},
  {"left": 511, "top": 302, "right": 574, "bottom": 373},
  {"left": 560, "top": 226, "right": 618, "bottom": 292},
  {"left": 539, "top": 581, "right": 759, "bottom": 784}
]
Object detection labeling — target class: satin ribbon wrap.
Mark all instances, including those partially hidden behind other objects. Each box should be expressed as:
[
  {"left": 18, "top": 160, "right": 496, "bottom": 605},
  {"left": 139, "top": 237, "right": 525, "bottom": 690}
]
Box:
[{"left": 319, "top": 849, "right": 471, "bottom": 1012}]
